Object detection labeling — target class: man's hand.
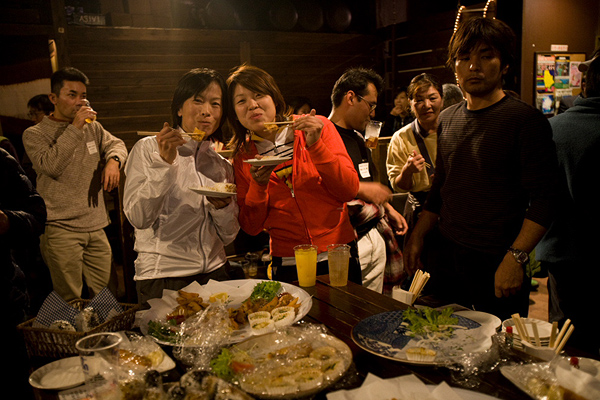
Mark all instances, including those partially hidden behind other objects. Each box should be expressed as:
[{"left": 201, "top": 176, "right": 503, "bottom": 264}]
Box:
[
  {"left": 207, "top": 196, "right": 232, "bottom": 209},
  {"left": 384, "top": 203, "right": 408, "bottom": 235},
  {"left": 494, "top": 253, "right": 524, "bottom": 298},
  {"left": 157, "top": 122, "right": 186, "bottom": 164},
  {"left": 0, "top": 210, "right": 9, "bottom": 235},
  {"left": 293, "top": 109, "right": 323, "bottom": 147},
  {"left": 102, "top": 158, "right": 120, "bottom": 191},
  {"left": 72, "top": 104, "right": 96, "bottom": 130},
  {"left": 357, "top": 181, "right": 391, "bottom": 205},
  {"left": 403, "top": 234, "right": 424, "bottom": 275}
]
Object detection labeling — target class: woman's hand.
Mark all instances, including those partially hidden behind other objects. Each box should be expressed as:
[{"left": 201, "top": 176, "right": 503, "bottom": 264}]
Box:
[
  {"left": 207, "top": 196, "right": 232, "bottom": 209},
  {"left": 293, "top": 109, "right": 323, "bottom": 147},
  {"left": 156, "top": 122, "right": 186, "bottom": 164},
  {"left": 250, "top": 164, "right": 277, "bottom": 186},
  {"left": 405, "top": 150, "right": 426, "bottom": 174}
]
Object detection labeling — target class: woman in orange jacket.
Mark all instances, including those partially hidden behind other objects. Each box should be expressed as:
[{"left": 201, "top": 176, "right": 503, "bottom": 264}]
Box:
[{"left": 227, "top": 65, "right": 362, "bottom": 284}]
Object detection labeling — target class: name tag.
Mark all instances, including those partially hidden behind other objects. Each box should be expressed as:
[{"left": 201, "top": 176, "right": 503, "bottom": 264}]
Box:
[
  {"left": 86, "top": 141, "right": 98, "bottom": 155},
  {"left": 358, "top": 162, "right": 370, "bottom": 179}
]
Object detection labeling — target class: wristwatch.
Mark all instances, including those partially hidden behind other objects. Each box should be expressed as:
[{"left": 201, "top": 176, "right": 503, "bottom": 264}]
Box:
[
  {"left": 110, "top": 155, "right": 121, "bottom": 168},
  {"left": 508, "top": 247, "right": 529, "bottom": 264}
]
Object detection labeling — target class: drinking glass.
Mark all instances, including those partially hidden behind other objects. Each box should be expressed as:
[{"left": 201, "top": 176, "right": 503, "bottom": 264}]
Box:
[
  {"left": 294, "top": 244, "right": 318, "bottom": 287},
  {"left": 75, "top": 332, "right": 123, "bottom": 399},
  {"left": 327, "top": 244, "right": 350, "bottom": 286},
  {"left": 364, "top": 120, "right": 383, "bottom": 149}
]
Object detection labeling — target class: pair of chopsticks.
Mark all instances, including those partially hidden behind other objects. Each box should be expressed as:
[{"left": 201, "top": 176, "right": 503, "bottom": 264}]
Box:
[
  {"left": 408, "top": 269, "right": 430, "bottom": 303},
  {"left": 511, "top": 314, "right": 575, "bottom": 354}
]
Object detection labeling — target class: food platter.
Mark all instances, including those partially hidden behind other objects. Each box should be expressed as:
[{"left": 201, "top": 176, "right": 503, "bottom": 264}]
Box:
[
  {"left": 140, "top": 279, "right": 313, "bottom": 346},
  {"left": 244, "top": 156, "right": 292, "bottom": 166},
  {"left": 219, "top": 326, "right": 352, "bottom": 399},
  {"left": 455, "top": 310, "right": 502, "bottom": 331},
  {"left": 351, "top": 309, "right": 494, "bottom": 366},
  {"left": 188, "top": 187, "right": 236, "bottom": 198}
]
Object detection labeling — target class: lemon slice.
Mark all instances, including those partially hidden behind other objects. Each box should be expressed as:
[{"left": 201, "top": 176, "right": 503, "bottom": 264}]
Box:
[
  {"left": 147, "top": 349, "right": 165, "bottom": 367},
  {"left": 209, "top": 292, "right": 229, "bottom": 303}
]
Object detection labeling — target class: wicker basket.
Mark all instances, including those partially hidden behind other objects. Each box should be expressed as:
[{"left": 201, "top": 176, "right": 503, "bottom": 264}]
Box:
[{"left": 17, "top": 299, "right": 139, "bottom": 359}]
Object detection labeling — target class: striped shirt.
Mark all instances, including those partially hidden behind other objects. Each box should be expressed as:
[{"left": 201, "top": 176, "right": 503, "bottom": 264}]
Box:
[{"left": 425, "top": 95, "right": 558, "bottom": 254}]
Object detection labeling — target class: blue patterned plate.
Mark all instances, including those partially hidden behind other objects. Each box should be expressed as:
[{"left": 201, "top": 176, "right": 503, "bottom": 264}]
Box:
[{"left": 352, "top": 310, "right": 481, "bottom": 365}]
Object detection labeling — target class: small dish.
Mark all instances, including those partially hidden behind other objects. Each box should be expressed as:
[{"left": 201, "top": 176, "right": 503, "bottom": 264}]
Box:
[{"left": 244, "top": 156, "right": 292, "bottom": 166}]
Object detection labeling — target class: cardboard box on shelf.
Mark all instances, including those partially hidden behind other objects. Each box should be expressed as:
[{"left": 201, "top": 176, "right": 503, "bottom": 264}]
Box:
[{"left": 106, "top": 12, "right": 132, "bottom": 26}]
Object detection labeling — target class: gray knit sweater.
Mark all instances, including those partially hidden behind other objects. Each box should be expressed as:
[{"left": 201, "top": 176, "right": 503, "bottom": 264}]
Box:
[{"left": 23, "top": 116, "right": 128, "bottom": 232}]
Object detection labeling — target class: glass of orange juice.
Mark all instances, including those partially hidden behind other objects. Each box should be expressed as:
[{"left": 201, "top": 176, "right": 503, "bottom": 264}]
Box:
[{"left": 294, "top": 244, "right": 318, "bottom": 287}]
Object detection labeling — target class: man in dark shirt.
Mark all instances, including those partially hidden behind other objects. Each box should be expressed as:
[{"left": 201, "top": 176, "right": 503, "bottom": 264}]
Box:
[
  {"left": 404, "top": 17, "right": 558, "bottom": 320},
  {"left": 329, "top": 68, "right": 407, "bottom": 293}
]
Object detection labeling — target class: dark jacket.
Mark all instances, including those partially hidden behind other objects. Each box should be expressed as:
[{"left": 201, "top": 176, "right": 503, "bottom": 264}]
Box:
[{"left": 0, "top": 148, "right": 46, "bottom": 322}]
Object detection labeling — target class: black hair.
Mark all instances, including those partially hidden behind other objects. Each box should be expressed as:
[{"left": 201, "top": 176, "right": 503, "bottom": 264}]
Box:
[
  {"left": 584, "top": 56, "right": 600, "bottom": 97},
  {"left": 50, "top": 67, "right": 90, "bottom": 95},
  {"left": 407, "top": 73, "right": 443, "bottom": 100},
  {"left": 447, "top": 17, "right": 516, "bottom": 72},
  {"left": 27, "top": 94, "right": 54, "bottom": 114},
  {"left": 171, "top": 68, "right": 228, "bottom": 135},
  {"left": 331, "top": 67, "right": 384, "bottom": 108}
]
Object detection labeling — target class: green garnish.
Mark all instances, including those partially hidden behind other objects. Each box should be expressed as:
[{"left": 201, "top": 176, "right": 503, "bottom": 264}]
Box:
[
  {"left": 210, "top": 348, "right": 234, "bottom": 381},
  {"left": 249, "top": 281, "right": 281, "bottom": 302},
  {"left": 402, "top": 307, "right": 459, "bottom": 338},
  {"left": 147, "top": 320, "right": 178, "bottom": 343}
]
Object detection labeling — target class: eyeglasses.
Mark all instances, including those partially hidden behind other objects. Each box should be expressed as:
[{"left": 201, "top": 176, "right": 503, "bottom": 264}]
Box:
[{"left": 356, "top": 94, "right": 377, "bottom": 112}]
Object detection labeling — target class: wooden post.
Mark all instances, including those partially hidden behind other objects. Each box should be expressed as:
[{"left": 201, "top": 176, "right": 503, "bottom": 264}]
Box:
[{"left": 50, "top": 0, "right": 70, "bottom": 69}]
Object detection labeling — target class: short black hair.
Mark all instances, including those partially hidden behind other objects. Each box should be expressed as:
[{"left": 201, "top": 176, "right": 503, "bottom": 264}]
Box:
[
  {"left": 50, "top": 67, "right": 90, "bottom": 95},
  {"left": 584, "top": 56, "right": 600, "bottom": 97},
  {"left": 171, "top": 68, "right": 227, "bottom": 132},
  {"left": 331, "top": 67, "right": 384, "bottom": 108},
  {"left": 27, "top": 94, "right": 54, "bottom": 114},
  {"left": 447, "top": 17, "right": 516, "bottom": 72},
  {"left": 407, "top": 73, "right": 443, "bottom": 100}
]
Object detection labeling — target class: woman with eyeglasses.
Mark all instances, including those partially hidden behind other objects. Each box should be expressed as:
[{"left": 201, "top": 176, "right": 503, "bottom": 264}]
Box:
[
  {"left": 227, "top": 64, "right": 362, "bottom": 284},
  {"left": 386, "top": 73, "right": 444, "bottom": 244}
]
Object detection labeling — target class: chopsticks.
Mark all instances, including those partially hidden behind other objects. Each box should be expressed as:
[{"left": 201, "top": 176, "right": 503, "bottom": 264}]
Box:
[
  {"left": 511, "top": 314, "right": 575, "bottom": 355},
  {"left": 407, "top": 269, "right": 430, "bottom": 305}
]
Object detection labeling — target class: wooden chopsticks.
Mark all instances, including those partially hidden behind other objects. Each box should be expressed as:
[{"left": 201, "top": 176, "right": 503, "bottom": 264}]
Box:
[
  {"left": 511, "top": 314, "right": 574, "bottom": 355},
  {"left": 408, "top": 269, "right": 430, "bottom": 305}
]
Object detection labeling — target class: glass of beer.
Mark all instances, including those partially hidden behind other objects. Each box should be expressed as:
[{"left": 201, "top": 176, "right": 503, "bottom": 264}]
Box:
[
  {"left": 84, "top": 99, "right": 96, "bottom": 123},
  {"left": 294, "top": 244, "right": 318, "bottom": 287},
  {"left": 364, "top": 120, "right": 382, "bottom": 149},
  {"left": 327, "top": 244, "right": 350, "bottom": 286}
]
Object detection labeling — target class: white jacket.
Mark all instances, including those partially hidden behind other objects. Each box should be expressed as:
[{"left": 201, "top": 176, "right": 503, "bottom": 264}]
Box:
[{"left": 123, "top": 137, "right": 239, "bottom": 280}]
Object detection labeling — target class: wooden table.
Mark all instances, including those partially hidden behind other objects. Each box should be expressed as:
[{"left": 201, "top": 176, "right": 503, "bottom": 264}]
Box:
[{"left": 300, "top": 276, "right": 532, "bottom": 400}]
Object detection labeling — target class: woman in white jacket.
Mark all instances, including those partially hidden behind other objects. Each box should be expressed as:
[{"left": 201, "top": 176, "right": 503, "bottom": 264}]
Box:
[{"left": 124, "top": 68, "right": 241, "bottom": 308}]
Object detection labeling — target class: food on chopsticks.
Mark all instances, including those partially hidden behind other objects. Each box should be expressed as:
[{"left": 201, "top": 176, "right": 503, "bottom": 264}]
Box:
[
  {"left": 187, "top": 127, "right": 207, "bottom": 142},
  {"left": 401, "top": 307, "right": 460, "bottom": 340}
]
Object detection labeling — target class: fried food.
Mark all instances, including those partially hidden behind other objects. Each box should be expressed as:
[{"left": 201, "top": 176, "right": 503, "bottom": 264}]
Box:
[{"left": 167, "top": 290, "right": 209, "bottom": 323}]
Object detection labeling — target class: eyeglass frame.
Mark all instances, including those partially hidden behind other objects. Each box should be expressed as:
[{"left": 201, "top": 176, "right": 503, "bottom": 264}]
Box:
[{"left": 355, "top": 93, "right": 377, "bottom": 112}]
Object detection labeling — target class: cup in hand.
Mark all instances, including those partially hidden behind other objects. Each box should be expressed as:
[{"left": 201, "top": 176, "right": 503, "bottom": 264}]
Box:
[
  {"left": 294, "top": 244, "right": 318, "bottom": 287},
  {"left": 364, "top": 120, "right": 383, "bottom": 149},
  {"left": 75, "top": 332, "right": 123, "bottom": 399},
  {"left": 327, "top": 244, "right": 350, "bottom": 286},
  {"left": 84, "top": 99, "right": 96, "bottom": 123}
]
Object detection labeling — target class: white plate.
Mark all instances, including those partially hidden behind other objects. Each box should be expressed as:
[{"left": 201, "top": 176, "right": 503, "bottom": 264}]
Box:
[
  {"left": 189, "top": 187, "right": 236, "bottom": 197},
  {"left": 455, "top": 310, "right": 502, "bottom": 332},
  {"left": 143, "top": 279, "right": 313, "bottom": 345},
  {"left": 217, "top": 149, "right": 233, "bottom": 158},
  {"left": 244, "top": 156, "right": 291, "bottom": 166},
  {"left": 29, "top": 356, "right": 86, "bottom": 390}
]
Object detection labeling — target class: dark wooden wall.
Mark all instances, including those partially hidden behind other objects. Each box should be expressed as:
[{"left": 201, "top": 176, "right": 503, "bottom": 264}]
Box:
[{"left": 65, "top": 25, "right": 378, "bottom": 149}]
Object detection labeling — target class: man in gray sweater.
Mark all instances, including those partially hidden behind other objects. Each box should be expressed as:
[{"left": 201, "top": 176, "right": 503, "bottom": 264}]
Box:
[{"left": 23, "top": 67, "right": 127, "bottom": 301}]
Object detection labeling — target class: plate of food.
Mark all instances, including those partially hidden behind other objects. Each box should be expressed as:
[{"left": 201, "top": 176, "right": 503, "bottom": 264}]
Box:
[
  {"left": 29, "top": 332, "right": 175, "bottom": 390},
  {"left": 352, "top": 307, "right": 496, "bottom": 366},
  {"left": 209, "top": 325, "right": 352, "bottom": 399},
  {"left": 141, "top": 280, "right": 312, "bottom": 346},
  {"left": 189, "top": 182, "right": 237, "bottom": 197},
  {"left": 244, "top": 155, "right": 292, "bottom": 166}
]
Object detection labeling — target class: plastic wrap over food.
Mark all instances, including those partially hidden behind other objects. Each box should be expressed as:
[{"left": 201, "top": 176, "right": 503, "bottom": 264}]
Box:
[
  {"left": 172, "top": 305, "right": 235, "bottom": 369},
  {"left": 208, "top": 324, "right": 353, "bottom": 399}
]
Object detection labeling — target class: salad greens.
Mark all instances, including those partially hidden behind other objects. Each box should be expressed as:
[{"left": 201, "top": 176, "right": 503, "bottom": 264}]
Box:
[
  {"left": 249, "top": 281, "right": 281, "bottom": 303},
  {"left": 147, "top": 319, "right": 179, "bottom": 343},
  {"left": 402, "top": 307, "right": 459, "bottom": 338},
  {"left": 210, "top": 348, "right": 235, "bottom": 381}
]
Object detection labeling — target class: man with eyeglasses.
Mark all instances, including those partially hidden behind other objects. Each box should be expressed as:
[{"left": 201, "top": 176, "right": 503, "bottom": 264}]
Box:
[{"left": 329, "top": 68, "right": 408, "bottom": 293}]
